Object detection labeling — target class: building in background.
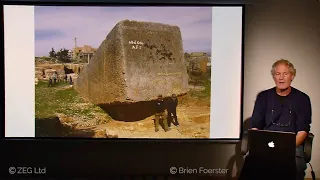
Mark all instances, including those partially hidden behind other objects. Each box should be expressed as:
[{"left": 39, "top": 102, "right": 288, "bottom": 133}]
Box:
[
  {"left": 72, "top": 45, "right": 97, "bottom": 63},
  {"left": 185, "top": 52, "right": 210, "bottom": 74}
]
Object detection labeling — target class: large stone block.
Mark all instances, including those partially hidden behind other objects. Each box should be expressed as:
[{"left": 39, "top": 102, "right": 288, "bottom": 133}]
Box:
[{"left": 74, "top": 20, "right": 189, "bottom": 105}]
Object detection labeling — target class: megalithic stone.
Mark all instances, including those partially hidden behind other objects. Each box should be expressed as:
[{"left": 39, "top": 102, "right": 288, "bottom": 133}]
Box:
[{"left": 74, "top": 20, "right": 189, "bottom": 105}]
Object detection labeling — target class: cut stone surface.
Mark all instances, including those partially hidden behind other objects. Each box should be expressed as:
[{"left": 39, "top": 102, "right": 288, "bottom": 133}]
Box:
[
  {"left": 189, "top": 56, "right": 209, "bottom": 73},
  {"left": 74, "top": 20, "right": 188, "bottom": 105},
  {"left": 67, "top": 73, "right": 78, "bottom": 82},
  {"left": 44, "top": 69, "right": 56, "bottom": 79},
  {"left": 35, "top": 70, "right": 44, "bottom": 79},
  {"left": 37, "top": 64, "right": 64, "bottom": 71}
]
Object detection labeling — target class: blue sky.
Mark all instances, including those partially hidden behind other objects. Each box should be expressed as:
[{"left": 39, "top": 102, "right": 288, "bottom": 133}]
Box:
[{"left": 35, "top": 6, "right": 212, "bottom": 57}]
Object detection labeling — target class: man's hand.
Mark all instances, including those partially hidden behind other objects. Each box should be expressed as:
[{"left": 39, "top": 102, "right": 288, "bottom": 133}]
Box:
[
  {"left": 296, "top": 131, "right": 308, "bottom": 147},
  {"left": 251, "top": 128, "right": 259, "bottom": 130}
]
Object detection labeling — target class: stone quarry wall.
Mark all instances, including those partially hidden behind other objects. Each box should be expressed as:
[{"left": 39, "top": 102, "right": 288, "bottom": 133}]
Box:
[
  {"left": 35, "top": 63, "right": 84, "bottom": 80},
  {"left": 64, "top": 63, "right": 85, "bottom": 74},
  {"left": 186, "top": 56, "right": 209, "bottom": 74},
  {"left": 74, "top": 20, "right": 188, "bottom": 105},
  {"left": 195, "top": 56, "right": 209, "bottom": 73}
]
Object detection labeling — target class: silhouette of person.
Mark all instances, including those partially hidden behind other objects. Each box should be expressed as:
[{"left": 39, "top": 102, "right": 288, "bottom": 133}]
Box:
[
  {"left": 167, "top": 94, "right": 179, "bottom": 127},
  {"left": 64, "top": 74, "right": 68, "bottom": 83},
  {"left": 53, "top": 72, "right": 57, "bottom": 84},
  {"left": 154, "top": 95, "right": 169, "bottom": 132},
  {"left": 48, "top": 76, "right": 53, "bottom": 87},
  {"left": 69, "top": 76, "right": 73, "bottom": 85}
]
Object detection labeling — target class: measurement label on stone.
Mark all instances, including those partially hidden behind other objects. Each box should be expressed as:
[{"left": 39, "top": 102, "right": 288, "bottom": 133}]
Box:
[{"left": 129, "top": 40, "right": 143, "bottom": 50}]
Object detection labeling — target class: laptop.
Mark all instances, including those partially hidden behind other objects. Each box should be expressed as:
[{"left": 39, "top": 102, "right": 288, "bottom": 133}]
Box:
[{"left": 248, "top": 129, "right": 296, "bottom": 165}]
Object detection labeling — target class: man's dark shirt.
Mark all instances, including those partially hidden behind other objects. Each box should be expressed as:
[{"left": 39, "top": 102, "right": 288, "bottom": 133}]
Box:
[
  {"left": 250, "top": 87, "right": 312, "bottom": 133},
  {"left": 168, "top": 97, "right": 178, "bottom": 112},
  {"left": 155, "top": 99, "right": 165, "bottom": 113}
]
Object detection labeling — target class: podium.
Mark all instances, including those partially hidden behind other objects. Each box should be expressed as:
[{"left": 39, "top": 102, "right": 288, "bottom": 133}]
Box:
[{"left": 239, "top": 130, "right": 297, "bottom": 180}]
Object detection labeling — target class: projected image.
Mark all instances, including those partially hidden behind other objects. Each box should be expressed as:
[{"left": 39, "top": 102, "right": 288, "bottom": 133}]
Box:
[{"left": 34, "top": 6, "right": 212, "bottom": 138}]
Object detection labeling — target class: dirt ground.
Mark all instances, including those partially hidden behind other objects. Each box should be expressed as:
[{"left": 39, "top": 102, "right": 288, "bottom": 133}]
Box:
[
  {"left": 89, "top": 106, "right": 210, "bottom": 139},
  {"left": 36, "top": 80, "right": 211, "bottom": 139},
  {"left": 76, "top": 94, "right": 211, "bottom": 139}
]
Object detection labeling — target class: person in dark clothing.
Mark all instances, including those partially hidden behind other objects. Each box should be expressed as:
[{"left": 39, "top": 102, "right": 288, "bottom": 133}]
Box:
[
  {"left": 248, "top": 59, "right": 311, "bottom": 180},
  {"left": 69, "top": 76, "right": 73, "bottom": 85},
  {"left": 64, "top": 74, "right": 68, "bottom": 83},
  {"left": 154, "top": 94, "right": 169, "bottom": 132},
  {"left": 48, "top": 76, "right": 53, "bottom": 87},
  {"left": 167, "top": 94, "right": 179, "bottom": 127}
]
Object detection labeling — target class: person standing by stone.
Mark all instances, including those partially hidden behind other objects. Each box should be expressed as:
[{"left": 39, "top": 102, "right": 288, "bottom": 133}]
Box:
[
  {"left": 48, "top": 76, "right": 53, "bottom": 87},
  {"left": 69, "top": 76, "right": 73, "bottom": 85},
  {"left": 168, "top": 94, "right": 179, "bottom": 127},
  {"left": 53, "top": 72, "right": 57, "bottom": 85},
  {"left": 64, "top": 74, "right": 68, "bottom": 83},
  {"left": 155, "top": 94, "right": 170, "bottom": 132}
]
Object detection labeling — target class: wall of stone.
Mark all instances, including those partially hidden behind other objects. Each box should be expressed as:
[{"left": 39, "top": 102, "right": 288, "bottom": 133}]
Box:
[
  {"left": 74, "top": 22, "right": 126, "bottom": 104},
  {"left": 74, "top": 20, "right": 188, "bottom": 105},
  {"left": 121, "top": 20, "right": 188, "bottom": 102}
]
